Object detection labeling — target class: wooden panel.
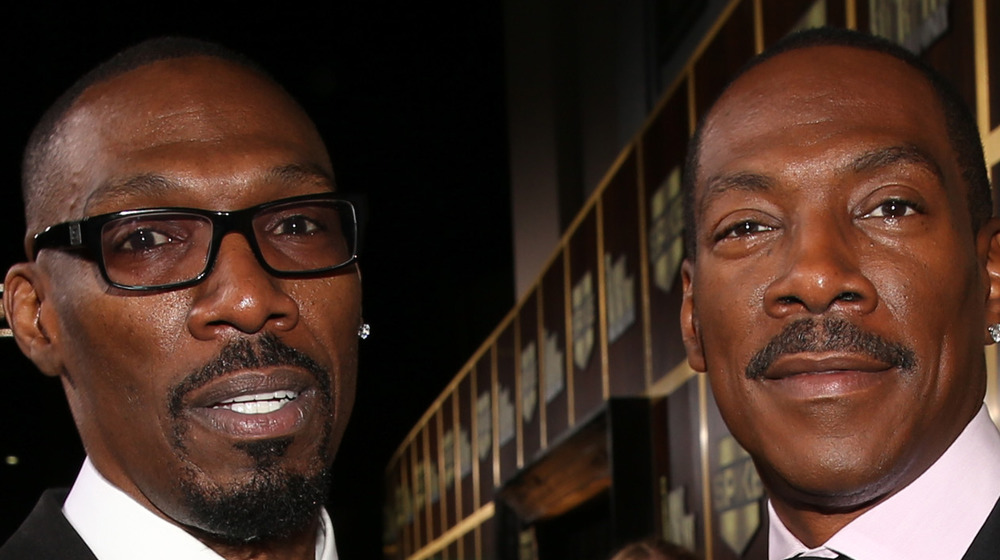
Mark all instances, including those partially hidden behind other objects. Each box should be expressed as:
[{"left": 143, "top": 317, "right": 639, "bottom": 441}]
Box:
[
  {"left": 642, "top": 85, "right": 690, "bottom": 384},
  {"left": 418, "top": 427, "right": 432, "bottom": 547},
  {"left": 429, "top": 410, "right": 443, "bottom": 540},
  {"left": 706, "top": 386, "right": 766, "bottom": 560},
  {"left": 692, "top": 0, "right": 756, "bottom": 119},
  {"left": 660, "top": 377, "right": 705, "bottom": 556},
  {"left": 497, "top": 411, "right": 610, "bottom": 523},
  {"left": 462, "top": 529, "right": 475, "bottom": 560},
  {"left": 385, "top": 459, "right": 405, "bottom": 560},
  {"left": 475, "top": 350, "right": 496, "bottom": 506},
  {"left": 990, "top": 0, "right": 1000, "bottom": 130},
  {"left": 410, "top": 439, "right": 424, "bottom": 551},
  {"left": 921, "top": 1, "right": 977, "bottom": 121},
  {"left": 760, "top": 0, "right": 846, "bottom": 46},
  {"left": 481, "top": 516, "right": 497, "bottom": 560},
  {"left": 569, "top": 207, "right": 604, "bottom": 422},
  {"left": 442, "top": 392, "right": 458, "bottom": 529},
  {"left": 602, "top": 150, "right": 645, "bottom": 396},
  {"left": 458, "top": 373, "right": 475, "bottom": 520},
  {"left": 519, "top": 289, "right": 543, "bottom": 462},
  {"left": 541, "top": 251, "right": 570, "bottom": 445},
  {"left": 496, "top": 322, "right": 519, "bottom": 482}
]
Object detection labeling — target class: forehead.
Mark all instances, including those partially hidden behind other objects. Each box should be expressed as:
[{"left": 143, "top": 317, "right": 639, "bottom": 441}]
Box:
[
  {"left": 38, "top": 57, "right": 330, "bottom": 224},
  {"left": 695, "top": 45, "right": 953, "bottom": 203}
]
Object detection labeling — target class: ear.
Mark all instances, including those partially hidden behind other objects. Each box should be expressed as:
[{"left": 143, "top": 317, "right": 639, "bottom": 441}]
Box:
[
  {"left": 680, "top": 259, "right": 707, "bottom": 372},
  {"left": 4, "top": 263, "right": 65, "bottom": 377}
]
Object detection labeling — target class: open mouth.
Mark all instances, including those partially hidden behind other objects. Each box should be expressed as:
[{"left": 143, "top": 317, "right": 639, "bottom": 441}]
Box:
[{"left": 214, "top": 390, "right": 299, "bottom": 415}]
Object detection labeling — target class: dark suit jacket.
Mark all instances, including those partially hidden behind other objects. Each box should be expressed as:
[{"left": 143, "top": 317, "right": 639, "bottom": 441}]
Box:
[
  {"left": 964, "top": 494, "right": 1000, "bottom": 560},
  {"left": 0, "top": 489, "right": 96, "bottom": 560}
]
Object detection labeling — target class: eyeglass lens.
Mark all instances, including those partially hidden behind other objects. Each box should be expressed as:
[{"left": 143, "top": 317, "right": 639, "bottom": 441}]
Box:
[{"left": 98, "top": 199, "right": 354, "bottom": 288}]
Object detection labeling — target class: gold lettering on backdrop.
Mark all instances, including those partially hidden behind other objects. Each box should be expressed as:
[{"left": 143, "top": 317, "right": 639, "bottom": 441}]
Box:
[
  {"left": 543, "top": 329, "right": 565, "bottom": 402},
  {"left": 660, "top": 476, "right": 697, "bottom": 551},
  {"left": 648, "top": 167, "right": 684, "bottom": 294},
  {"left": 572, "top": 272, "right": 596, "bottom": 369},
  {"left": 605, "top": 253, "right": 636, "bottom": 343},
  {"left": 712, "top": 435, "right": 763, "bottom": 555},
  {"left": 520, "top": 340, "right": 538, "bottom": 422},
  {"left": 476, "top": 392, "right": 493, "bottom": 461}
]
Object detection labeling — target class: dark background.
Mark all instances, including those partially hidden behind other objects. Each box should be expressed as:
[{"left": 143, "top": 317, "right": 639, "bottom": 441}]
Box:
[{"left": 1, "top": 2, "right": 514, "bottom": 558}]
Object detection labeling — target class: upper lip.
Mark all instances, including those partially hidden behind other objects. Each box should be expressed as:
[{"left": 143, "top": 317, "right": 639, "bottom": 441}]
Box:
[
  {"left": 762, "top": 352, "right": 895, "bottom": 380},
  {"left": 183, "top": 369, "right": 317, "bottom": 410}
]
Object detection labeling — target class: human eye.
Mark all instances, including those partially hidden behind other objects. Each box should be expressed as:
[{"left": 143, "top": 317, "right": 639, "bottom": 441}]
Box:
[
  {"left": 271, "top": 214, "right": 323, "bottom": 236},
  {"left": 117, "top": 229, "right": 174, "bottom": 251},
  {"left": 863, "top": 198, "right": 922, "bottom": 219},
  {"left": 102, "top": 216, "right": 193, "bottom": 256},
  {"left": 715, "top": 220, "right": 775, "bottom": 241}
]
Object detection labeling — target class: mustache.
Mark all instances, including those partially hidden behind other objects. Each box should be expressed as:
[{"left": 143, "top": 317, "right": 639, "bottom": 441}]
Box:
[
  {"left": 745, "top": 317, "right": 917, "bottom": 380},
  {"left": 168, "top": 332, "right": 331, "bottom": 417}
]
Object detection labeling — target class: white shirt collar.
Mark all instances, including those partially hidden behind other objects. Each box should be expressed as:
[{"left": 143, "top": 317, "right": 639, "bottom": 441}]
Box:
[
  {"left": 768, "top": 405, "right": 1000, "bottom": 560},
  {"left": 63, "top": 458, "right": 338, "bottom": 560}
]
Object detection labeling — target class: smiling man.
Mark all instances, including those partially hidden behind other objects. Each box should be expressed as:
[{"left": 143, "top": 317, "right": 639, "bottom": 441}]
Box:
[
  {"left": 680, "top": 28, "right": 1000, "bottom": 559},
  {"left": 0, "top": 39, "right": 364, "bottom": 560}
]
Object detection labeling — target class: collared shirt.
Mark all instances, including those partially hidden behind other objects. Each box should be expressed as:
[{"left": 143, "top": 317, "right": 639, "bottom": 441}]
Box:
[
  {"left": 769, "top": 405, "right": 1000, "bottom": 560},
  {"left": 63, "top": 458, "right": 338, "bottom": 560}
]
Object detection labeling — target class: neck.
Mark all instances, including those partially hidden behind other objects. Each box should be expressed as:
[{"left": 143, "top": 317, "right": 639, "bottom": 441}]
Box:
[{"left": 770, "top": 500, "right": 873, "bottom": 547}]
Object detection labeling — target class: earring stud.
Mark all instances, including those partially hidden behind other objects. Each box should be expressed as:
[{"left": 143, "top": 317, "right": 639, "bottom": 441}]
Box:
[
  {"left": 989, "top": 324, "right": 1000, "bottom": 344},
  {"left": 358, "top": 323, "right": 371, "bottom": 340}
]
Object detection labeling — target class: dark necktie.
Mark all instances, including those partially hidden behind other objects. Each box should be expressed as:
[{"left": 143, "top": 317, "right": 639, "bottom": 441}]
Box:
[{"left": 790, "top": 554, "right": 849, "bottom": 560}]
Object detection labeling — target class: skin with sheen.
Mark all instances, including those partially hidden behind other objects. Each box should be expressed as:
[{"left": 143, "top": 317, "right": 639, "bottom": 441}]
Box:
[
  {"left": 680, "top": 45, "right": 1000, "bottom": 546},
  {"left": 4, "top": 56, "right": 361, "bottom": 559}
]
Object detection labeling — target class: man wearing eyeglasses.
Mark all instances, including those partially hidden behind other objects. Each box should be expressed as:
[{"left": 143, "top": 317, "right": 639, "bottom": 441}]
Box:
[{"left": 0, "top": 38, "right": 363, "bottom": 560}]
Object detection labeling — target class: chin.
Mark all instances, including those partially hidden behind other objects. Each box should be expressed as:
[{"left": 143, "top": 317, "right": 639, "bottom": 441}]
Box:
[
  {"left": 759, "top": 450, "right": 904, "bottom": 513},
  {"left": 177, "top": 458, "right": 334, "bottom": 545}
]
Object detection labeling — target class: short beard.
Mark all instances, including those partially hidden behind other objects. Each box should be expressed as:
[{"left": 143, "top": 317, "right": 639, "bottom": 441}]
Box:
[
  {"left": 180, "top": 458, "right": 332, "bottom": 545},
  {"left": 167, "top": 333, "right": 336, "bottom": 544}
]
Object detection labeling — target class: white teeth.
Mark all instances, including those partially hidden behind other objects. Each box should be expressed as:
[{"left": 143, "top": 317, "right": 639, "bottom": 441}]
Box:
[{"left": 215, "top": 390, "right": 298, "bottom": 414}]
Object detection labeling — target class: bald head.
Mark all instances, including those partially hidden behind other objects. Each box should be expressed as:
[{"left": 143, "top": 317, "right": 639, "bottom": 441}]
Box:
[
  {"left": 21, "top": 38, "right": 314, "bottom": 247},
  {"left": 682, "top": 27, "right": 991, "bottom": 259}
]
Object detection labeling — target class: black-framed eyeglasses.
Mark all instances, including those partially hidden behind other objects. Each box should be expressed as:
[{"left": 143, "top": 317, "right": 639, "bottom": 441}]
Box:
[{"left": 32, "top": 193, "right": 358, "bottom": 291}]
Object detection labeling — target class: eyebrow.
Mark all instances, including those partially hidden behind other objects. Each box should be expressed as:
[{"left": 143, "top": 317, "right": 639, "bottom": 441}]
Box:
[
  {"left": 84, "top": 163, "right": 336, "bottom": 212},
  {"left": 697, "top": 144, "right": 945, "bottom": 215},
  {"left": 850, "top": 145, "right": 944, "bottom": 181},
  {"left": 698, "top": 171, "right": 775, "bottom": 215}
]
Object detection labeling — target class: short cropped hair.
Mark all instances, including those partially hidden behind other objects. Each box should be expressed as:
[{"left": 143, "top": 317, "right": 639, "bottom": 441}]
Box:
[
  {"left": 682, "top": 27, "right": 992, "bottom": 259},
  {"left": 21, "top": 37, "right": 271, "bottom": 233}
]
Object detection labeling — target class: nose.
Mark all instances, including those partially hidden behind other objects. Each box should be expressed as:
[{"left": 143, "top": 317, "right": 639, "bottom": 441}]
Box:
[
  {"left": 763, "top": 220, "right": 878, "bottom": 318},
  {"left": 187, "top": 233, "right": 299, "bottom": 339}
]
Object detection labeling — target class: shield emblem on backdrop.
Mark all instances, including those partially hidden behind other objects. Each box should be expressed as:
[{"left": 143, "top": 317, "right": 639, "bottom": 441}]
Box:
[
  {"left": 712, "top": 435, "right": 763, "bottom": 556},
  {"left": 649, "top": 166, "right": 684, "bottom": 293},
  {"left": 604, "top": 252, "right": 636, "bottom": 343}
]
